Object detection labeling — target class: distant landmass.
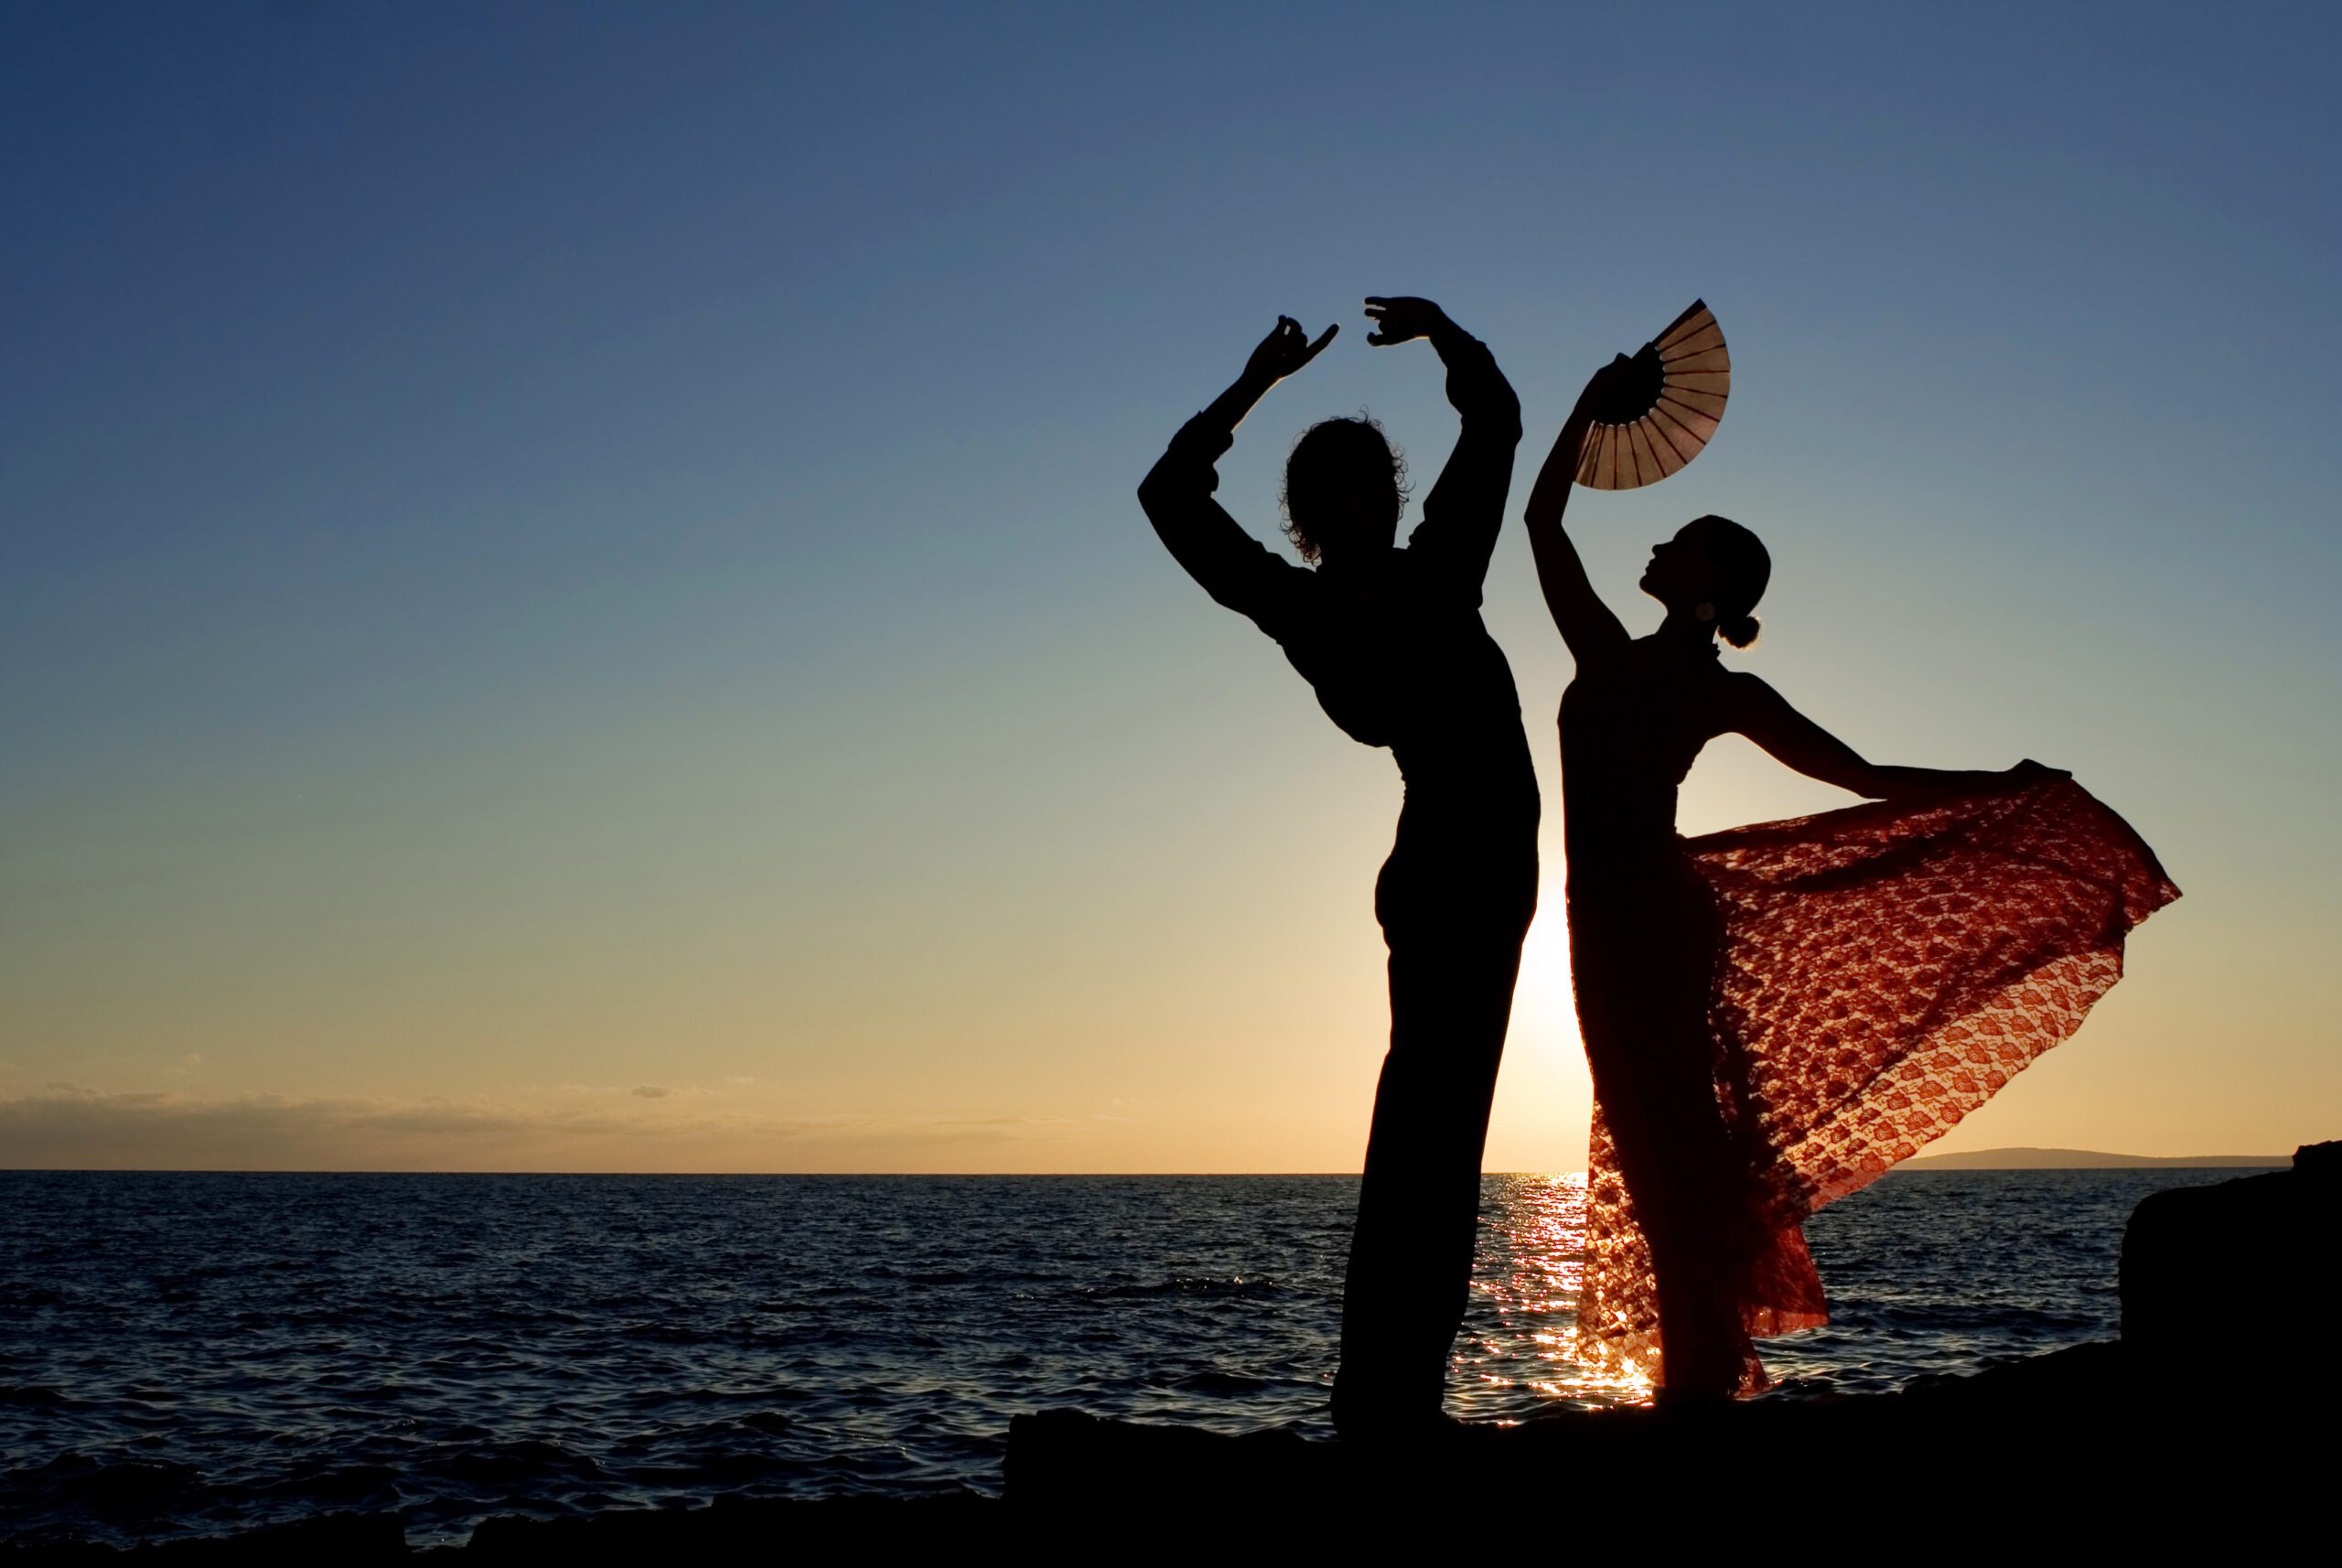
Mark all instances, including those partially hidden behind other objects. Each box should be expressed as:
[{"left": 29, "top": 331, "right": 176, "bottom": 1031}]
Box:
[{"left": 1902, "top": 1147, "right": 2288, "bottom": 1169}]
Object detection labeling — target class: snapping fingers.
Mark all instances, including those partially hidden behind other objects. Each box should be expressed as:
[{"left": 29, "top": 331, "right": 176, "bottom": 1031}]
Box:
[{"left": 1361, "top": 295, "right": 1430, "bottom": 348}]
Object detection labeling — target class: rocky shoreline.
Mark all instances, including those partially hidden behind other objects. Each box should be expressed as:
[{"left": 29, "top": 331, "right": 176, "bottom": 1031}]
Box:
[{"left": 14, "top": 1146, "right": 2328, "bottom": 1560}]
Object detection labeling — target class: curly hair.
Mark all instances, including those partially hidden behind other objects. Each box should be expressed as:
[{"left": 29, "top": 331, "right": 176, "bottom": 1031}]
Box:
[{"left": 1278, "top": 414, "right": 1409, "bottom": 564}]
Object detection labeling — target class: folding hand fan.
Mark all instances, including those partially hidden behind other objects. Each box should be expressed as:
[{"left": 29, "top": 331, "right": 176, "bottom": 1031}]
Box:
[{"left": 1574, "top": 300, "right": 1730, "bottom": 489}]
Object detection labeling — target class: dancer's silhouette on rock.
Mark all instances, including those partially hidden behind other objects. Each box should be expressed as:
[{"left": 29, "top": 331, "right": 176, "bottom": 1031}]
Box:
[
  {"left": 1139, "top": 300, "right": 1536, "bottom": 1434},
  {"left": 1524, "top": 357, "right": 2179, "bottom": 1399}
]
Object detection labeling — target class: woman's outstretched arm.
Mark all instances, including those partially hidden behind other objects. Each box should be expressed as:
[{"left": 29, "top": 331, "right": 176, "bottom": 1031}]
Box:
[
  {"left": 1725, "top": 672, "right": 2054, "bottom": 799},
  {"left": 1137, "top": 316, "right": 1337, "bottom": 620},
  {"left": 1523, "top": 363, "right": 1630, "bottom": 662}
]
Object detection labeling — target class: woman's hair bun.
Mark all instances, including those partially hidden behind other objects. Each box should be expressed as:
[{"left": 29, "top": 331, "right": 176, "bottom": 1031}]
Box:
[{"left": 1719, "top": 613, "right": 1762, "bottom": 650}]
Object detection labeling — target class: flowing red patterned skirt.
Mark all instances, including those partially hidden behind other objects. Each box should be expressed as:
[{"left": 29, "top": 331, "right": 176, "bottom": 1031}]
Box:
[{"left": 1570, "top": 775, "right": 2181, "bottom": 1392}]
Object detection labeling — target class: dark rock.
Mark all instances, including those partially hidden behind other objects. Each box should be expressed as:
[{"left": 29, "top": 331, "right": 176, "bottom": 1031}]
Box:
[
  {"left": 1008, "top": 1340, "right": 2314, "bottom": 1542},
  {"left": 2122, "top": 1140, "right": 2337, "bottom": 1373},
  {"left": 448, "top": 1493, "right": 997, "bottom": 1558}
]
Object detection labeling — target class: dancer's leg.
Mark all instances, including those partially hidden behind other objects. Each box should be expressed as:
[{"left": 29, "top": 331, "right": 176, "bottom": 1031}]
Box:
[
  {"left": 1588, "top": 894, "right": 1752, "bottom": 1397},
  {"left": 1333, "top": 906, "right": 1527, "bottom": 1434}
]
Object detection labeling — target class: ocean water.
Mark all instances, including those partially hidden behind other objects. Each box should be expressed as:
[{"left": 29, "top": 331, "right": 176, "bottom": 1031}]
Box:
[{"left": 0, "top": 1167, "right": 2256, "bottom": 1547}]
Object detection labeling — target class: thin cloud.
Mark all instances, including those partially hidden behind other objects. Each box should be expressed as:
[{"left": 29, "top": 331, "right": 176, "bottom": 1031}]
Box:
[{"left": 0, "top": 1087, "right": 1085, "bottom": 1171}]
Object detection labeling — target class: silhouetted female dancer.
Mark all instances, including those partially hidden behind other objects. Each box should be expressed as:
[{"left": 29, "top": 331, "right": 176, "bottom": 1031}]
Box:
[
  {"left": 1525, "top": 360, "right": 2179, "bottom": 1399},
  {"left": 1140, "top": 301, "right": 1537, "bottom": 1434}
]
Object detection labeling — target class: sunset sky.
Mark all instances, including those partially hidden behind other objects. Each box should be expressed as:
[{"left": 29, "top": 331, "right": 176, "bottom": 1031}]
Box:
[{"left": 5, "top": 2, "right": 2336, "bottom": 1172}]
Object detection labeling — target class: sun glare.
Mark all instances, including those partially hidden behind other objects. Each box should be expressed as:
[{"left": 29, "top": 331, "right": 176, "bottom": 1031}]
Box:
[{"left": 1509, "top": 908, "right": 1584, "bottom": 1054}]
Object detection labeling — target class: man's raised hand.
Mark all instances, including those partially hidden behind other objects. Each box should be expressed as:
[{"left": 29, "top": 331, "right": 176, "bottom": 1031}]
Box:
[
  {"left": 1362, "top": 295, "right": 1449, "bottom": 347},
  {"left": 1244, "top": 316, "right": 1339, "bottom": 385}
]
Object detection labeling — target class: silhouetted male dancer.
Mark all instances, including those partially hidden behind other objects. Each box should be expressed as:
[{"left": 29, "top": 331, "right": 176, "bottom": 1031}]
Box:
[{"left": 1138, "top": 299, "right": 1538, "bottom": 1434}]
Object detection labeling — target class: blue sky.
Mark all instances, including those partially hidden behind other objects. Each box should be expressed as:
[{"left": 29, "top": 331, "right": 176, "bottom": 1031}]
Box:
[{"left": 4, "top": 2, "right": 2336, "bottom": 1169}]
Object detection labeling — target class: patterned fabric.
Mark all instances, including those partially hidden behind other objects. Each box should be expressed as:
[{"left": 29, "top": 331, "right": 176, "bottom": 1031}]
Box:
[{"left": 1574, "top": 776, "right": 2180, "bottom": 1390}]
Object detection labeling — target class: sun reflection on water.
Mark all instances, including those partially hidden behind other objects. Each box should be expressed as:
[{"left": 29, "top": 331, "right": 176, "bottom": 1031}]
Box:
[{"left": 1456, "top": 1173, "right": 1656, "bottom": 1418}]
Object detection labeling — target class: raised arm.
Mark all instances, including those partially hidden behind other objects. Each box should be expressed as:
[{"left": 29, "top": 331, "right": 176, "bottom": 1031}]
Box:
[
  {"left": 1136, "top": 317, "right": 1337, "bottom": 621},
  {"left": 1363, "top": 296, "right": 1522, "bottom": 596},
  {"left": 1522, "top": 363, "right": 1631, "bottom": 662},
  {"left": 1724, "top": 672, "right": 2048, "bottom": 800}
]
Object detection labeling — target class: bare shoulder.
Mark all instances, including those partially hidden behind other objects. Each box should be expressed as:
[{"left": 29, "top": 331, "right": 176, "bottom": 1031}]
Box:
[{"left": 1716, "top": 668, "right": 1788, "bottom": 728}]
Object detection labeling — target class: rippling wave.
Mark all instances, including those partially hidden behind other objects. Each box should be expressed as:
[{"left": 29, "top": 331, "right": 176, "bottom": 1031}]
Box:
[{"left": 0, "top": 1168, "right": 2240, "bottom": 1547}]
